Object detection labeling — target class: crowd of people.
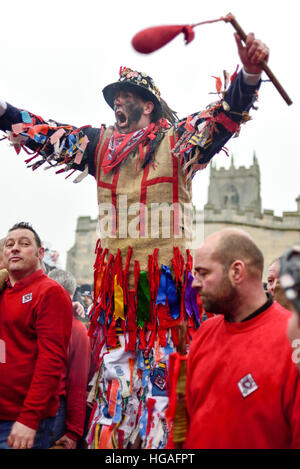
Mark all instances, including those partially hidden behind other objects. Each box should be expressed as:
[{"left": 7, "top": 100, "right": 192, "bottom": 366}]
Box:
[
  {"left": 1, "top": 21, "right": 300, "bottom": 450},
  {"left": 1, "top": 222, "right": 300, "bottom": 450}
]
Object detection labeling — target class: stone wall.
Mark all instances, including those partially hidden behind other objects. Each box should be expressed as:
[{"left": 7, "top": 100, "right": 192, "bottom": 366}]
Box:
[
  {"left": 203, "top": 205, "right": 300, "bottom": 280},
  {"left": 66, "top": 159, "right": 300, "bottom": 284}
]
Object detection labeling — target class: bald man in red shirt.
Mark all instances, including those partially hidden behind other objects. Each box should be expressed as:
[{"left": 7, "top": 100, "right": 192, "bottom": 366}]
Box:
[{"left": 186, "top": 228, "right": 300, "bottom": 449}]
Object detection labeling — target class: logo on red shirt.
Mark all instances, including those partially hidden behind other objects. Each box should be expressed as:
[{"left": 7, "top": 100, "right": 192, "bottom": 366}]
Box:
[
  {"left": 238, "top": 373, "right": 258, "bottom": 398},
  {"left": 22, "top": 293, "right": 32, "bottom": 304}
]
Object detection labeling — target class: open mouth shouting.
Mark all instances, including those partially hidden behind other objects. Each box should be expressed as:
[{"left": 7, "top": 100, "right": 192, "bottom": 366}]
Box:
[
  {"left": 115, "top": 108, "right": 129, "bottom": 129},
  {"left": 113, "top": 92, "right": 144, "bottom": 133}
]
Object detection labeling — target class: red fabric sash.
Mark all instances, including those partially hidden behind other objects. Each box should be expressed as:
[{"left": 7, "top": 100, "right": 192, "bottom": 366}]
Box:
[{"left": 102, "top": 124, "right": 156, "bottom": 174}]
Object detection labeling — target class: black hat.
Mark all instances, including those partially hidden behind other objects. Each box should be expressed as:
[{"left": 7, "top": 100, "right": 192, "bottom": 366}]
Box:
[{"left": 80, "top": 284, "right": 92, "bottom": 297}]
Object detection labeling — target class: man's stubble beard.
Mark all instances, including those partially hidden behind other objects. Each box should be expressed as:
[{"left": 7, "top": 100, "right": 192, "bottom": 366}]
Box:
[
  {"left": 202, "top": 275, "right": 238, "bottom": 320},
  {"left": 116, "top": 101, "right": 144, "bottom": 133},
  {"left": 127, "top": 102, "right": 144, "bottom": 126}
]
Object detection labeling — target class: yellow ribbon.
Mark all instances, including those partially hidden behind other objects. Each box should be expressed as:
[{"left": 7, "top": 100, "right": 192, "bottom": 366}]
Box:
[
  {"left": 114, "top": 274, "right": 125, "bottom": 320},
  {"left": 94, "top": 423, "right": 100, "bottom": 449}
]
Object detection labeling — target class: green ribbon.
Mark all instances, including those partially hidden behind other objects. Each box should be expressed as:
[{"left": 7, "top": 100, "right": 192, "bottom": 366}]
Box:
[{"left": 137, "top": 270, "right": 150, "bottom": 329}]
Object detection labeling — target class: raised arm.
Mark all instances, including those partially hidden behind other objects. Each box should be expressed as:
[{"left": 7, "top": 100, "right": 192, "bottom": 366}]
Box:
[
  {"left": 173, "top": 33, "right": 269, "bottom": 180},
  {"left": 0, "top": 100, "right": 104, "bottom": 180}
]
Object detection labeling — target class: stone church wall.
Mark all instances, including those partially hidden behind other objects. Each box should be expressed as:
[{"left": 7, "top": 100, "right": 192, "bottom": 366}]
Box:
[{"left": 66, "top": 158, "right": 300, "bottom": 285}]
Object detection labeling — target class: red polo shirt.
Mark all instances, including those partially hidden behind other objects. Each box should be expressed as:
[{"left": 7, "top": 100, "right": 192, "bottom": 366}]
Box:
[
  {"left": 185, "top": 301, "right": 300, "bottom": 449},
  {"left": 0, "top": 270, "right": 72, "bottom": 430}
]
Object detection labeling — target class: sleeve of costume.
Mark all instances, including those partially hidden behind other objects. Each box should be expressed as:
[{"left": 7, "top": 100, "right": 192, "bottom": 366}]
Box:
[
  {"left": 64, "top": 319, "right": 91, "bottom": 441},
  {"left": 173, "top": 69, "right": 260, "bottom": 181},
  {"left": 0, "top": 102, "right": 104, "bottom": 180},
  {"left": 16, "top": 285, "right": 73, "bottom": 430}
]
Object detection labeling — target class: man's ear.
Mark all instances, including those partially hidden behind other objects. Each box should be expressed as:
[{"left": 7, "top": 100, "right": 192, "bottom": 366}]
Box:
[
  {"left": 143, "top": 101, "right": 154, "bottom": 116},
  {"left": 38, "top": 246, "right": 45, "bottom": 262},
  {"left": 229, "top": 260, "right": 245, "bottom": 285}
]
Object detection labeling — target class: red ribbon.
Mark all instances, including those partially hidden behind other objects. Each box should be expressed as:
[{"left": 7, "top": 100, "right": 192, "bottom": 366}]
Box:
[
  {"left": 165, "top": 352, "right": 187, "bottom": 448},
  {"left": 146, "top": 398, "right": 156, "bottom": 436}
]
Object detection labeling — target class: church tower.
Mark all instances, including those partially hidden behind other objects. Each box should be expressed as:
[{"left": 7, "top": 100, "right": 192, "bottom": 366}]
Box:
[{"left": 205, "top": 152, "right": 262, "bottom": 215}]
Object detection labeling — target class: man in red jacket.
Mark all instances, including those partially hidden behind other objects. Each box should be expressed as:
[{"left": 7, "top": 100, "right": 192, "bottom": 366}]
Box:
[
  {"left": 0, "top": 222, "right": 73, "bottom": 449},
  {"left": 185, "top": 228, "right": 300, "bottom": 449}
]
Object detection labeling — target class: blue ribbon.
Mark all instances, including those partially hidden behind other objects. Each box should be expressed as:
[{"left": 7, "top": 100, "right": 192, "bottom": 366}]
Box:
[
  {"left": 102, "top": 403, "right": 111, "bottom": 419},
  {"left": 155, "top": 265, "right": 180, "bottom": 319},
  {"left": 97, "top": 308, "right": 106, "bottom": 325},
  {"left": 164, "top": 340, "right": 174, "bottom": 356},
  {"left": 112, "top": 389, "right": 122, "bottom": 423},
  {"left": 142, "top": 368, "right": 150, "bottom": 387},
  {"left": 20, "top": 110, "right": 32, "bottom": 124},
  {"left": 138, "top": 350, "right": 145, "bottom": 370},
  {"left": 67, "top": 134, "right": 77, "bottom": 155},
  {"left": 139, "top": 409, "right": 147, "bottom": 440},
  {"left": 33, "top": 133, "right": 47, "bottom": 144}
]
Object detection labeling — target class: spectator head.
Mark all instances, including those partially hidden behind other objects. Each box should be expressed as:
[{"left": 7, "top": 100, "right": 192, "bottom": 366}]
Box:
[
  {"left": 192, "top": 228, "right": 265, "bottom": 321},
  {"left": 3, "top": 222, "right": 44, "bottom": 284},
  {"left": 48, "top": 269, "right": 77, "bottom": 299},
  {"left": 8, "top": 222, "right": 42, "bottom": 247},
  {"left": 80, "top": 284, "right": 93, "bottom": 308},
  {"left": 266, "top": 258, "right": 279, "bottom": 296}
]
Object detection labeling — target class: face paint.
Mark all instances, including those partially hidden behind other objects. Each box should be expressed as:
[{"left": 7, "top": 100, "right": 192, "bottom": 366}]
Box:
[{"left": 114, "top": 90, "right": 145, "bottom": 133}]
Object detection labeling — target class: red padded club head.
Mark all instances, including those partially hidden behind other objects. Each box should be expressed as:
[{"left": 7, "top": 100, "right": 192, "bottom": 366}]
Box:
[{"left": 132, "top": 24, "right": 195, "bottom": 54}]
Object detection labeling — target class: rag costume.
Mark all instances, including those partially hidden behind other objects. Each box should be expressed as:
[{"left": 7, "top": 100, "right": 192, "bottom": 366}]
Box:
[
  {"left": 0, "top": 270, "right": 72, "bottom": 431},
  {"left": 0, "top": 66, "right": 260, "bottom": 448},
  {"left": 185, "top": 299, "right": 300, "bottom": 449}
]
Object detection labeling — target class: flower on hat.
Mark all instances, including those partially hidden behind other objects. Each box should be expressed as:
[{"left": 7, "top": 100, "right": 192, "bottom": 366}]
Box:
[{"left": 127, "top": 71, "right": 138, "bottom": 79}]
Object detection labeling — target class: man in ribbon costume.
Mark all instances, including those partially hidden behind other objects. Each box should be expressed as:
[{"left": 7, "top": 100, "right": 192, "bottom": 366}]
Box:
[{"left": 0, "top": 32, "right": 269, "bottom": 448}]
